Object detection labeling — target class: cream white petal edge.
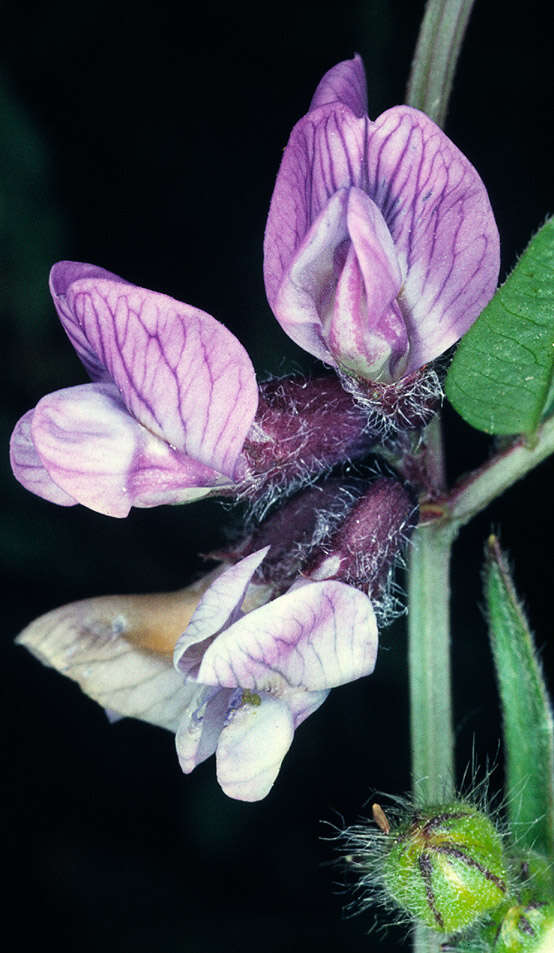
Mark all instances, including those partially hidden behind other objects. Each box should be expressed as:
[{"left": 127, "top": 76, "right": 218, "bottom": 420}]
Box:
[{"left": 16, "top": 590, "right": 207, "bottom": 732}]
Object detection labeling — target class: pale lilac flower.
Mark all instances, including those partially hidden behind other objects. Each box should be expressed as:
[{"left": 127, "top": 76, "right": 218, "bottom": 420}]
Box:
[
  {"left": 264, "top": 55, "right": 500, "bottom": 384},
  {"left": 174, "top": 547, "right": 378, "bottom": 801},
  {"left": 17, "top": 546, "right": 378, "bottom": 802},
  {"left": 10, "top": 262, "right": 259, "bottom": 517}
]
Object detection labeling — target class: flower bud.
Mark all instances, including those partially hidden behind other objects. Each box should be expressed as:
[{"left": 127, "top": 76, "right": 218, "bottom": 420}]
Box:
[
  {"left": 382, "top": 802, "right": 507, "bottom": 933},
  {"left": 304, "top": 476, "right": 417, "bottom": 602},
  {"left": 217, "top": 477, "right": 360, "bottom": 593}
]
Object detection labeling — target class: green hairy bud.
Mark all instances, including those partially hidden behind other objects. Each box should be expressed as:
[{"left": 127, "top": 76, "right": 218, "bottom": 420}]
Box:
[
  {"left": 482, "top": 899, "right": 554, "bottom": 953},
  {"left": 381, "top": 801, "right": 507, "bottom": 932}
]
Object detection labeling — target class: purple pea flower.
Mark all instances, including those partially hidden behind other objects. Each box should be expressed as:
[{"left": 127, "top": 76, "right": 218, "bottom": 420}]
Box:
[
  {"left": 264, "top": 55, "right": 500, "bottom": 385},
  {"left": 10, "top": 262, "right": 376, "bottom": 517},
  {"left": 10, "top": 262, "right": 259, "bottom": 517},
  {"left": 174, "top": 547, "right": 378, "bottom": 800}
]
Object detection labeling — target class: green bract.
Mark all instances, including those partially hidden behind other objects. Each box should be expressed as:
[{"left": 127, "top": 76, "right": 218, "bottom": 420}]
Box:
[{"left": 382, "top": 802, "right": 507, "bottom": 932}]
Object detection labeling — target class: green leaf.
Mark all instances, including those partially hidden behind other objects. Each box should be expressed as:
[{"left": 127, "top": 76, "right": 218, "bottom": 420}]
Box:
[
  {"left": 485, "top": 536, "right": 554, "bottom": 856},
  {"left": 446, "top": 218, "right": 554, "bottom": 435}
]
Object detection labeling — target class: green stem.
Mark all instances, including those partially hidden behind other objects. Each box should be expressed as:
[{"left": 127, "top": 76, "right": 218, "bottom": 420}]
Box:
[
  {"left": 447, "top": 414, "right": 554, "bottom": 528},
  {"left": 408, "top": 520, "right": 456, "bottom": 804},
  {"left": 405, "top": 0, "right": 476, "bottom": 126}
]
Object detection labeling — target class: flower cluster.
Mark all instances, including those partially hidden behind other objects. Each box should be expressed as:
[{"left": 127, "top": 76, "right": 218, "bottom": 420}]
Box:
[{"left": 13, "top": 55, "right": 499, "bottom": 799}]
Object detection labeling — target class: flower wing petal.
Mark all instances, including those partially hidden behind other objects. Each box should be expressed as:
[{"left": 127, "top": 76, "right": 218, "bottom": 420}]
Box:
[
  {"left": 366, "top": 106, "right": 500, "bottom": 371},
  {"left": 273, "top": 189, "right": 350, "bottom": 363},
  {"left": 17, "top": 593, "right": 198, "bottom": 731},
  {"left": 286, "top": 688, "right": 330, "bottom": 728},
  {"left": 197, "top": 580, "right": 378, "bottom": 693},
  {"left": 50, "top": 263, "right": 258, "bottom": 477},
  {"left": 216, "top": 693, "right": 294, "bottom": 801},
  {"left": 31, "top": 382, "right": 224, "bottom": 518},
  {"left": 264, "top": 103, "right": 366, "bottom": 312},
  {"left": 309, "top": 54, "right": 368, "bottom": 118},
  {"left": 327, "top": 187, "right": 408, "bottom": 379},
  {"left": 174, "top": 548, "right": 270, "bottom": 676},
  {"left": 175, "top": 685, "right": 233, "bottom": 773},
  {"left": 10, "top": 409, "right": 78, "bottom": 506}
]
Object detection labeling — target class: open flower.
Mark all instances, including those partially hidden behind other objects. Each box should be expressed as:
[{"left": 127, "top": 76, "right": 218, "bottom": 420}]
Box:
[
  {"left": 173, "top": 547, "right": 378, "bottom": 800},
  {"left": 10, "top": 261, "right": 259, "bottom": 517},
  {"left": 264, "top": 55, "right": 500, "bottom": 384},
  {"left": 17, "top": 546, "right": 378, "bottom": 802},
  {"left": 10, "top": 262, "right": 377, "bottom": 517}
]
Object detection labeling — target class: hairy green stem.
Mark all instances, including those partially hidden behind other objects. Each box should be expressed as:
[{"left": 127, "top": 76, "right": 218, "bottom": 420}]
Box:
[
  {"left": 405, "top": 0, "right": 476, "bottom": 126},
  {"left": 447, "top": 415, "right": 554, "bottom": 528}
]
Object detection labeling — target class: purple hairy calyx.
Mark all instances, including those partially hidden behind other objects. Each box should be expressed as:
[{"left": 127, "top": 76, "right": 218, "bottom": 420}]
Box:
[
  {"left": 217, "top": 476, "right": 365, "bottom": 593},
  {"left": 237, "top": 375, "right": 376, "bottom": 507},
  {"left": 337, "top": 365, "right": 443, "bottom": 436},
  {"left": 303, "top": 476, "right": 417, "bottom": 618},
  {"left": 218, "top": 474, "right": 417, "bottom": 622}
]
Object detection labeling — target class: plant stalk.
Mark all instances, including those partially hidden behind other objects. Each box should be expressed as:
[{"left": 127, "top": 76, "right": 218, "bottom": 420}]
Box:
[{"left": 405, "top": 0, "right": 476, "bottom": 126}]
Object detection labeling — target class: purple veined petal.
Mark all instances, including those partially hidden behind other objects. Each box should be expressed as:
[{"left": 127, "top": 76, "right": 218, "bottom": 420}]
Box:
[
  {"left": 285, "top": 687, "right": 330, "bottom": 729},
  {"left": 174, "top": 548, "right": 270, "bottom": 678},
  {"left": 327, "top": 187, "right": 409, "bottom": 380},
  {"left": 309, "top": 54, "right": 368, "bottom": 119},
  {"left": 31, "top": 382, "right": 227, "bottom": 518},
  {"left": 216, "top": 692, "right": 295, "bottom": 801},
  {"left": 197, "top": 579, "right": 378, "bottom": 694},
  {"left": 264, "top": 103, "right": 366, "bottom": 310},
  {"left": 49, "top": 262, "right": 130, "bottom": 382},
  {"left": 175, "top": 685, "right": 233, "bottom": 774},
  {"left": 365, "top": 106, "right": 500, "bottom": 372},
  {"left": 272, "top": 189, "right": 351, "bottom": 364},
  {"left": 50, "top": 266, "right": 259, "bottom": 478},
  {"left": 16, "top": 594, "right": 200, "bottom": 732},
  {"left": 10, "top": 409, "right": 78, "bottom": 506}
]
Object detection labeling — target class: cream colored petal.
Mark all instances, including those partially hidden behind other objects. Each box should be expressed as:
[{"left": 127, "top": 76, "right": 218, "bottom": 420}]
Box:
[{"left": 16, "top": 570, "right": 226, "bottom": 731}]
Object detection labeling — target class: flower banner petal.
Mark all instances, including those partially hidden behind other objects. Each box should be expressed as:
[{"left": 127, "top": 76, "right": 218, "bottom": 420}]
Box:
[
  {"left": 50, "top": 263, "right": 259, "bottom": 477},
  {"left": 174, "top": 548, "right": 270, "bottom": 677},
  {"left": 309, "top": 54, "right": 368, "bottom": 118},
  {"left": 366, "top": 106, "right": 500, "bottom": 372},
  {"left": 10, "top": 409, "right": 78, "bottom": 506},
  {"left": 49, "top": 261, "right": 130, "bottom": 381},
  {"left": 216, "top": 692, "right": 294, "bottom": 801},
  {"left": 197, "top": 579, "right": 378, "bottom": 693},
  {"left": 31, "top": 382, "right": 223, "bottom": 518},
  {"left": 17, "top": 593, "right": 200, "bottom": 731}
]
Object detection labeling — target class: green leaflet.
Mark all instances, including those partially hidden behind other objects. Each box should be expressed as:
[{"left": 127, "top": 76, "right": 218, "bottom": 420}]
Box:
[
  {"left": 445, "top": 218, "right": 554, "bottom": 435},
  {"left": 485, "top": 536, "right": 554, "bottom": 857}
]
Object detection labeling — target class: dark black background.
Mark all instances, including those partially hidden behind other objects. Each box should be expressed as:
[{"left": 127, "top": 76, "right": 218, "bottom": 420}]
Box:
[{"left": 2, "top": 2, "right": 552, "bottom": 951}]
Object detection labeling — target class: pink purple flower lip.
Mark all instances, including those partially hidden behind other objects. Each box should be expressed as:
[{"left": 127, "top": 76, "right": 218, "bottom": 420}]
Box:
[{"left": 264, "top": 55, "right": 500, "bottom": 384}]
